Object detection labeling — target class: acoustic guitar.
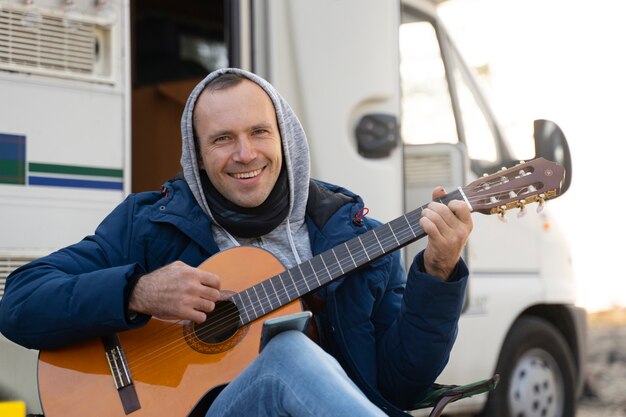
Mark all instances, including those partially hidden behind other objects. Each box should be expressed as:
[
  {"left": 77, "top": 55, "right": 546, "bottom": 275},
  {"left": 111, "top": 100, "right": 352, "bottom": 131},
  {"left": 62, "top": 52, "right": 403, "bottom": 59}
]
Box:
[{"left": 38, "top": 158, "right": 565, "bottom": 416}]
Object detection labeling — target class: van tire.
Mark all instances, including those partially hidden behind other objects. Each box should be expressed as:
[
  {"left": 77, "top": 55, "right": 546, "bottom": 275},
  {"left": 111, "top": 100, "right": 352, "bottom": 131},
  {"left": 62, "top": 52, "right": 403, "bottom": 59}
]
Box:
[{"left": 480, "top": 316, "right": 576, "bottom": 417}]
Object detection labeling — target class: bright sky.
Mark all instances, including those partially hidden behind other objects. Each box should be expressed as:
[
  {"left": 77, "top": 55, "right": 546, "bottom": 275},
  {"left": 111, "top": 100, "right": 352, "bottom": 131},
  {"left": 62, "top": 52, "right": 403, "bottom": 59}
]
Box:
[{"left": 438, "top": 0, "right": 626, "bottom": 311}]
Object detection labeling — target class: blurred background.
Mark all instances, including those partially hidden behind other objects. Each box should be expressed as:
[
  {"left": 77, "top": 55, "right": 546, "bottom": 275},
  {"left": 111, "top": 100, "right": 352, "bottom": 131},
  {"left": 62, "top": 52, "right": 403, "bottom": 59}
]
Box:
[{"left": 438, "top": 0, "right": 626, "bottom": 312}]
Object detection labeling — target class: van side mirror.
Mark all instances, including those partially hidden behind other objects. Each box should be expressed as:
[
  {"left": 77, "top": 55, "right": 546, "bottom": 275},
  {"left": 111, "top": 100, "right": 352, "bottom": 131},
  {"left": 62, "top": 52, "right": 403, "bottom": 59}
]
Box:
[{"left": 533, "top": 119, "right": 572, "bottom": 195}]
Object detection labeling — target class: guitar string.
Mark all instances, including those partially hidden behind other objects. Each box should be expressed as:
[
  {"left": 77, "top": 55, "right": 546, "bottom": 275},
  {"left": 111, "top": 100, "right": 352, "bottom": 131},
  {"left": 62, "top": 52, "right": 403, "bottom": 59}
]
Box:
[{"left": 125, "top": 183, "right": 544, "bottom": 372}]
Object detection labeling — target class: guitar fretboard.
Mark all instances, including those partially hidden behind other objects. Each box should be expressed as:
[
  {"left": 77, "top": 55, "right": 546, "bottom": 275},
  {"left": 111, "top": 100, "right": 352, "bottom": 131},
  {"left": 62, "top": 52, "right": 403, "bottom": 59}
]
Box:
[{"left": 230, "top": 188, "right": 465, "bottom": 325}]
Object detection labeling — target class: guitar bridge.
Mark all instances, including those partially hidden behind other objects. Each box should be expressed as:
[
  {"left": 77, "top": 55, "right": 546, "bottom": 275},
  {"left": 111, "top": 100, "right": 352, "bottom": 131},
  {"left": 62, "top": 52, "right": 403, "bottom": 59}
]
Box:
[{"left": 102, "top": 334, "right": 141, "bottom": 414}]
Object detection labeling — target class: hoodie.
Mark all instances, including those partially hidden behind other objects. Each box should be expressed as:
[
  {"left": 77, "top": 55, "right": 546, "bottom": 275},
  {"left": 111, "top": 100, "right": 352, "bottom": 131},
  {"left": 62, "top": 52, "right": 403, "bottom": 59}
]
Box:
[{"left": 180, "top": 68, "right": 313, "bottom": 269}]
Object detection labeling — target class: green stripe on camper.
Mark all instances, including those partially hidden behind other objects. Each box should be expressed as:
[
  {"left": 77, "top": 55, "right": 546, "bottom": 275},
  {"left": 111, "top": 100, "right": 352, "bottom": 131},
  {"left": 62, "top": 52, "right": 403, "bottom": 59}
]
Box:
[{"left": 29, "top": 163, "right": 123, "bottom": 178}]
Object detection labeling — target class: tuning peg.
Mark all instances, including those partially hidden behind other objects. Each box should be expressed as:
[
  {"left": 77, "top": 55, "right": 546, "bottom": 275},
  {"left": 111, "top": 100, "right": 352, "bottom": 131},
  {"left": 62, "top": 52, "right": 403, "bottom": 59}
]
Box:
[
  {"left": 517, "top": 199, "right": 527, "bottom": 218},
  {"left": 497, "top": 205, "right": 508, "bottom": 223},
  {"left": 536, "top": 194, "right": 546, "bottom": 213}
]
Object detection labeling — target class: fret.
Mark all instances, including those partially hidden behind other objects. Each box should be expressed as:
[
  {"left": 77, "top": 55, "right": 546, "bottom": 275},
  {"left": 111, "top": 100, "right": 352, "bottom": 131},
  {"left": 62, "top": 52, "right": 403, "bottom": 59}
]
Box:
[
  {"left": 389, "top": 214, "right": 416, "bottom": 246},
  {"left": 309, "top": 255, "right": 330, "bottom": 285},
  {"left": 319, "top": 252, "right": 335, "bottom": 280},
  {"left": 345, "top": 237, "right": 368, "bottom": 266},
  {"left": 373, "top": 226, "right": 397, "bottom": 254},
  {"left": 372, "top": 229, "right": 386, "bottom": 253},
  {"left": 344, "top": 242, "right": 357, "bottom": 268},
  {"left": 307, "top": 257, "right": 323, "bottom": 287},
  {"left": 251, "top": 285, "right": 265, "bottom": 316},
  {"left": 241, "top": 288, "right": 259, "bottom": 321},
  {"left": 298, "top": 262, "right": 314, "bottom": 292},
  {"left": 405, "top": 209, "right": 422, "bottom": 234},
  {"left": 276, "top": 272, "right": 290, "bottom": 304},
  {"left": 388, "top": 223, "right": 400, "bottom": 247},
  {"left": 334, "top": 244, "right": 354, "bottom": 274},
  {"left": 261, "top": 280, "right": 275, "bottom": 310},
  {"left": 267, "top": 275, "right": 280, "bottom": 305},
  {"left": 259, "top": 281, "right": 271, "bottom": 310},
  {"left": 357, "top": 235, "right": 370, "bottom": 261},
  {"left": 286, "top": 269, "right": 302, "bottom": 297},
  {"left": 403, "top": 214, "right": 417, "bottom": 238},
  {"left": 242, "top": 289, "right": 255, "bottom": 318},
  {"left": 231, "top": 293, "right": 250, "bottom": 324},
  {"left": 331, "top": 247, "right": 345, "bottom": 275},
  {"left": 358, "top": 231, "right": 383, "bottom": 260}
]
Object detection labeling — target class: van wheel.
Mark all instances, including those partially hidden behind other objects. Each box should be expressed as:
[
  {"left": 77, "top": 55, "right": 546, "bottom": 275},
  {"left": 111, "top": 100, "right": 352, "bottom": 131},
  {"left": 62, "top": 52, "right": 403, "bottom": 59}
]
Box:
[{"left": 480, "top": 316, "right": 576, "bottom": 417}]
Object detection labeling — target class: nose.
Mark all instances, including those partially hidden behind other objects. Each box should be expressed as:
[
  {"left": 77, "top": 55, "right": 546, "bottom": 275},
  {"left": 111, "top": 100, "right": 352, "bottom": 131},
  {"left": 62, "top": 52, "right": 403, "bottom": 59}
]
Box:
[{"left": 233, "top": 136, "right": 257, "bottom": 163}]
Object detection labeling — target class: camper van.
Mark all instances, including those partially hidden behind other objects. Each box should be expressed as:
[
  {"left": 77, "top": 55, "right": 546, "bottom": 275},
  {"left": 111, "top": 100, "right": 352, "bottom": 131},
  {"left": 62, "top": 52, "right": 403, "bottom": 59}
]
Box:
[{"left": 0, "top": 0, "right": 585, "bottom": 416}]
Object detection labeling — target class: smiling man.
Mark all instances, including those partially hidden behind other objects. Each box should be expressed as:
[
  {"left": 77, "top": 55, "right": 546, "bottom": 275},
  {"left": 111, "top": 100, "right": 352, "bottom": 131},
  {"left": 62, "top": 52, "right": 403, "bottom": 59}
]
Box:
[{"left": 0, "top": 68, "right": 473, "bottom": 417}]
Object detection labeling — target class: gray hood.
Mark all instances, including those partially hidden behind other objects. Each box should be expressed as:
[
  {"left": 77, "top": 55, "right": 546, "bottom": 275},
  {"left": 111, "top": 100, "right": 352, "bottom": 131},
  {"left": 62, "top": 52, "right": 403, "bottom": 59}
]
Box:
[{"left": 180, "top": 68, "right": 312, "bottom": 268}]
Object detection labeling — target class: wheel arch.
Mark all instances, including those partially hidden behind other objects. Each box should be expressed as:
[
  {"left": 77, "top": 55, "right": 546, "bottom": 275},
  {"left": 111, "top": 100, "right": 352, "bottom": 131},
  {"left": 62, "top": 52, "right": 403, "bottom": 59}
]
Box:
[{"left": 512, "top": 304, "right": 587, "bottom": 396}]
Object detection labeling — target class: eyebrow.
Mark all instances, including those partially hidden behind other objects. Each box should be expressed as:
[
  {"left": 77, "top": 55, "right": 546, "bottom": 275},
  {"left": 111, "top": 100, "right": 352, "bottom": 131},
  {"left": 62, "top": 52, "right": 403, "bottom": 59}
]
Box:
[
  {"left": 205, "top": 129, "right": 232, "bottom": 140},
  {"left": 250, "top": 122, "right": 273, "bottom": 131},
  {"left": 205, "top": 122, "right": 274, "bottom": 139}
]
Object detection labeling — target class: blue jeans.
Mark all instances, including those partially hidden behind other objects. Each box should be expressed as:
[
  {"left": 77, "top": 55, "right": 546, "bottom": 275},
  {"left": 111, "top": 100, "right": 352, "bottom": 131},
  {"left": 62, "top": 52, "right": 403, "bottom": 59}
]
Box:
[{"left": 206, "top": 330, "right": 387, "bottom": 417}]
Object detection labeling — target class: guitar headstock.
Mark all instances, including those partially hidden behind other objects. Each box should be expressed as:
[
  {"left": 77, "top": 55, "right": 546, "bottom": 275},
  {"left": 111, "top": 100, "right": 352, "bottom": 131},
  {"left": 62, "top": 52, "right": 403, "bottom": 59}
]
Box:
[{"left": 463, "top": 158, "right": 565, "bottom": 216}]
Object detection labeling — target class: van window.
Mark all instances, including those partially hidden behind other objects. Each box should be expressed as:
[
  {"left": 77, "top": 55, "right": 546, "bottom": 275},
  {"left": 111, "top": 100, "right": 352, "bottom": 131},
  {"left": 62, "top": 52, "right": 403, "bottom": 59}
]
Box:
[
  {"left": 400, "top": 7, "right": 504, "bottom": 172},
  {"left": 399, "top": 17, "right": 457, "bottom": 145},
  {"left": 449, "top": 47, "right": 498, "bottom": 163}
]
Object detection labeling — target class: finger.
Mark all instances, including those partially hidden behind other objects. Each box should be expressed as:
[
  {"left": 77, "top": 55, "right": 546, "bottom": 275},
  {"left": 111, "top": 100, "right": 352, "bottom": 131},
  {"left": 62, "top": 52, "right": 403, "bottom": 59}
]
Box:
[
  {"left": 424, "top": 202, "right": 458, "bottom": 231},
  {"left": 419, "top": 212, "right": 443, "bottom": 240},
  {"left": 431, "top": 186, "right": 447, "bottom": 201},
  {"left": 198, "top": 270, "right": 221, "bottom": 291},
  {"left": 198, "top": 286, "right": 222, "bottom": 303},
  {"left": 189, "top": 309, "right": 208, "bottom": 324},
  {"left": 448, "top": 200, "right": 473, "bottom": 225},
  {"left": 196, "top": 298, "right": 217, "bottom": 314}
]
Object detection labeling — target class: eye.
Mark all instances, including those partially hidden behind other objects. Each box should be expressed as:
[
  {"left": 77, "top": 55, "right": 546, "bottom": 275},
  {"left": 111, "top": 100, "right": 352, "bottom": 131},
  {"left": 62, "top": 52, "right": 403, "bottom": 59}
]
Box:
[
  {"left": 213, "top": 136, "right": 230, "bottom": 144},
  {"left": 253, "top": 129, "right": 269, "bottom": 136}
]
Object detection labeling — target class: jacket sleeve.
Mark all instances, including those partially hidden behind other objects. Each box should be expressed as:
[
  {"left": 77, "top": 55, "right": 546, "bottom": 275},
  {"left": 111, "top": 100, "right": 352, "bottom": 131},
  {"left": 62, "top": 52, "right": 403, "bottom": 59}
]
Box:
[
  {"left": 375, "top": 250, "right": 468, "bottom": 409},
  {"left": 0, "top": 196, "right": 149, "bottom": 351}
]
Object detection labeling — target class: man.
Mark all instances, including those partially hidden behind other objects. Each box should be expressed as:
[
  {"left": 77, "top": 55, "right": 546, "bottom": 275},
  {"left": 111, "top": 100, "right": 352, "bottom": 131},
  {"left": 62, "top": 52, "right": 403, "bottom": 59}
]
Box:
[{"left": 0, "top": 68, "right": 473, "bottom": 416}]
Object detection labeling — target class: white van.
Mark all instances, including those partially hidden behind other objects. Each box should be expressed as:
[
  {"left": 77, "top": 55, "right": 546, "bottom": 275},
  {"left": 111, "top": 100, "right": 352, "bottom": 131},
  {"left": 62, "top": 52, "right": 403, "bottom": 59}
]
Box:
[{"left": 0, "top": 0, "right": 585, "bottom": 416}]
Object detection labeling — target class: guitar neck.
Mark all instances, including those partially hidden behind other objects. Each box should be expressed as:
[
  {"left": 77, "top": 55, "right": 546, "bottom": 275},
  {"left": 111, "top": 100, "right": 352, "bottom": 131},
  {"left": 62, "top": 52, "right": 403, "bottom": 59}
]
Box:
[{"left": 234, "top": 188, "right": 466, "bottom": 325}]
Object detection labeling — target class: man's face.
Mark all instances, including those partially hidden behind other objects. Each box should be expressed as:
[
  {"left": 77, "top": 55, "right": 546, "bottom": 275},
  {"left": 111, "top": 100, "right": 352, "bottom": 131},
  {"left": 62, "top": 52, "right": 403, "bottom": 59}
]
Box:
[{"left": 194, "top": 79, "right": 283, "bottom": 208}]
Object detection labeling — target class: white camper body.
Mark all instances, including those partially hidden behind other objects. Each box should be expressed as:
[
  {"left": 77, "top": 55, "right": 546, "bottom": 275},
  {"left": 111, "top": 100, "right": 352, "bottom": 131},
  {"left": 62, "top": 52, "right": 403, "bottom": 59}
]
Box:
[{"left": 0, "top": 1, "right": 585, "bottom": 416}]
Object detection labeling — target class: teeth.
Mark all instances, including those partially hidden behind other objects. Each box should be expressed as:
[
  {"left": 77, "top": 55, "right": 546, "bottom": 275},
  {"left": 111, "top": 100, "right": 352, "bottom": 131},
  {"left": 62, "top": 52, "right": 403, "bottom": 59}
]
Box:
[{"left": 232, "top": 169, "right": 262, "bottom": 179}]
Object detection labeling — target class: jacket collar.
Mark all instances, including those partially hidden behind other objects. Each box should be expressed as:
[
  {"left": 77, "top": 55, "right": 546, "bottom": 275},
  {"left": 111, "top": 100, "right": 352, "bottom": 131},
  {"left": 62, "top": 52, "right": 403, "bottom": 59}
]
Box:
[{"left": 148, "top": 178, "right": 221, "bottom": 255}]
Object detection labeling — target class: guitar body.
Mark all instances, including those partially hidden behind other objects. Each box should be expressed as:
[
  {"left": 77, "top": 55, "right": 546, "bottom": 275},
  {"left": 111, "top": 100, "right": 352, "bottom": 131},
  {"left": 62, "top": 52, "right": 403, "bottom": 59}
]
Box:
[{"left": 38, "top": 246, "right": 302, "bottom": 417}]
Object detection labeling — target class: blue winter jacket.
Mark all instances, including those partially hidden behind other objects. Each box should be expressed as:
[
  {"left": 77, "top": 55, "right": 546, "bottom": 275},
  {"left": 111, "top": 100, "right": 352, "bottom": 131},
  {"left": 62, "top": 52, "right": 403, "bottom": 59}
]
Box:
[{"left": 0, "top": 178, "right": 468, "bottom": 415}]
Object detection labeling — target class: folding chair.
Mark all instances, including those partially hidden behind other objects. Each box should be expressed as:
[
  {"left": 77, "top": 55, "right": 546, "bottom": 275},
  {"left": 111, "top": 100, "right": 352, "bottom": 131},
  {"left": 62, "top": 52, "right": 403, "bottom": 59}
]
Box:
[{"left": 411, "top": 374, "right": 500, "bottom": 417}]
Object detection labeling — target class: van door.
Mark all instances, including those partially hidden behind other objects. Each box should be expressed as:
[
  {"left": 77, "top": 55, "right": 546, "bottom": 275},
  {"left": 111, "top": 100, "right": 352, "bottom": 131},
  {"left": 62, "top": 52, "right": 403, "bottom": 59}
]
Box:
[
  {"left": 131, "top": 0, "right": 229, "bottom": 192},
  {"left": 250, "top": 0, "right": 403, "bottom": 223}
]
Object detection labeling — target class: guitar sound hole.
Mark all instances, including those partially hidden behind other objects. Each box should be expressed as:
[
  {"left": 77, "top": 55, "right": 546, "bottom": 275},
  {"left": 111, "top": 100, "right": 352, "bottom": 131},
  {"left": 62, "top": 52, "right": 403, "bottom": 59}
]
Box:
[{"left": 193, "top": 300, "right": 241, "bottom": 344}]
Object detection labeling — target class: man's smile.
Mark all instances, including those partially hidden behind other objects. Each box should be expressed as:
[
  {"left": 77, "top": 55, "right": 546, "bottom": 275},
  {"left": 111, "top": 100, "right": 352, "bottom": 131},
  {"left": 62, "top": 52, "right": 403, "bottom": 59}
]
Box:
[{"left": 229, "top": 167, "right": 263, "bottom": 179}]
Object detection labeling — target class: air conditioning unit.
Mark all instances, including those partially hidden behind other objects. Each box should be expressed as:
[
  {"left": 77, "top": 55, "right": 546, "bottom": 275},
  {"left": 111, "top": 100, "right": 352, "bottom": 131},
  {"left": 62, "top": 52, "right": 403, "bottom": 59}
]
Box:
[{"left": 0, "top": 1, "right": 116, "bottom": 84}]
